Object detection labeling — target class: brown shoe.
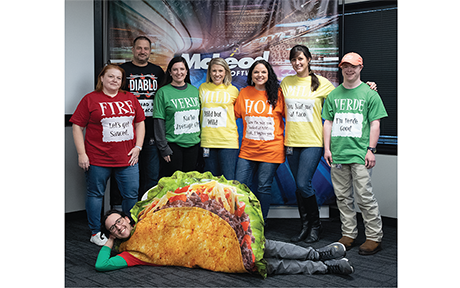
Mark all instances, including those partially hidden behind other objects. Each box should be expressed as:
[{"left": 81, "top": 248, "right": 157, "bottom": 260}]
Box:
[
  {"left": 338, "top": 236, "right": 355, "bottom": 251},
  {"left": 359, "top": 240, "right": 382, "bottom": 255}
]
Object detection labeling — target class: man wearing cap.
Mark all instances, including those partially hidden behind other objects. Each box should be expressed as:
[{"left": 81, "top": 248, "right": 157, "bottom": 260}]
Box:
[{"left": 322, "top": 52, "right": 388, "bottom": 255}]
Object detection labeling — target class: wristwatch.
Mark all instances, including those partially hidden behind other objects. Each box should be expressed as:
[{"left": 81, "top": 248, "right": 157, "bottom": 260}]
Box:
[{"left": 367, "top": 147, "right": 376, "bottom": 154}]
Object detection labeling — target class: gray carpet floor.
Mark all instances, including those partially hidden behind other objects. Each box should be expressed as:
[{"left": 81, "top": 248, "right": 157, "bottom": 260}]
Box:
[{"left": 65, "top": 209, "right": 397, "bottom": 287}]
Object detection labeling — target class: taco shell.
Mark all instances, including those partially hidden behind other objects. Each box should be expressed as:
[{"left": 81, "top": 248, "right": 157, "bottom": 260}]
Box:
[{"left": 119, "top": 206, "right": 247, "bottom": 273}]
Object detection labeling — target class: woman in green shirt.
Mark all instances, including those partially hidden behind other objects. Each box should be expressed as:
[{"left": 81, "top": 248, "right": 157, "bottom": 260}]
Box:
[{"left": 153, "top": 56, "right": 201, "bottom": 177}]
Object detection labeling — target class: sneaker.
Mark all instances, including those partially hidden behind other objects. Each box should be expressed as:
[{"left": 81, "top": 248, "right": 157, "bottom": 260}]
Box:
[
  {"left": 324, "top": 258, "right": 354, "bottom": 275},
  {"left": 90, "top": 232, "right": 108, "bottom": 246},
  {"left": 338, "top": 236, "right": 355, "bottom": 251},
  {"left": 315, "top": 242, "right": 346, "bottom": 261},
  {"left": 359, "top": 240, "right": 382, "bottom": 255}
]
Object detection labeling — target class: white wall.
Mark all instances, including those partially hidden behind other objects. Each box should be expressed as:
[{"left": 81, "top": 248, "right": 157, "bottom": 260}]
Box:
[
  {"left": 65, "top": 0, "right": 94, "bottom": 212},
  {"left": 370, "top": 155, "right": 397, "bottom": 218},
  {"left": 65, "top": 0, "right": 95, "bottom": 114}
]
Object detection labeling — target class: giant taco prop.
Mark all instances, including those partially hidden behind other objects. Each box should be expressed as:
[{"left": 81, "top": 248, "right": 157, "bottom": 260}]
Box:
[{"left": 119, "top": 171, "right": 268, "bottom": 278}]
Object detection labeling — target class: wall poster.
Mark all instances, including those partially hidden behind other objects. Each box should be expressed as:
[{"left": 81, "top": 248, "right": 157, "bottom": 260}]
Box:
[{"left": 106, "top": 0, "right": 339, "bottom": 206}]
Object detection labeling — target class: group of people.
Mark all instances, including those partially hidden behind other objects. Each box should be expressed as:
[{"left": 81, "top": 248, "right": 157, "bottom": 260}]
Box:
[{"left": 70, "top": 35, "right": 388, "bottom": 273}]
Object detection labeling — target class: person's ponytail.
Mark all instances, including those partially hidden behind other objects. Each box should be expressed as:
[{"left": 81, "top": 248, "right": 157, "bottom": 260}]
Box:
[{"left": 308, "top": 63, "right": 320, "bottom": 92}]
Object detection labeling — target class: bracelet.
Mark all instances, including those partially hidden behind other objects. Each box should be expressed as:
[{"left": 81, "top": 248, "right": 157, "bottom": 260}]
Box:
[{"left": 135, "top": 145, "right": 142, "bottom": 151}]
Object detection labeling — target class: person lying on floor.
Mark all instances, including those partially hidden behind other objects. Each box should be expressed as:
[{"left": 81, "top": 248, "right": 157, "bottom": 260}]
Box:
[{"left": 95, "top": 210, "right": 354, "bottom": 276}]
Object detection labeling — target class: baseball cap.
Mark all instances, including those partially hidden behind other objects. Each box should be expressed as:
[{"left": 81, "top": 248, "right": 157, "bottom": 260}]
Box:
[{"left": 338, "top": 52, "right": 363, "bottom": 68}]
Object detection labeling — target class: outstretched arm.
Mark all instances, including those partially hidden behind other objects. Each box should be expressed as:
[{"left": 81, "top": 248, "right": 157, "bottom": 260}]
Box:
[{"left": 95, "top": 236, "right": 128, "bottom": 272}]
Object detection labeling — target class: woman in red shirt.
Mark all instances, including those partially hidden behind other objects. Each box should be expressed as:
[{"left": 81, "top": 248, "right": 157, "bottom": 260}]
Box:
[{"left": 70, "top": 64, "right": 145, "bottom": 246}]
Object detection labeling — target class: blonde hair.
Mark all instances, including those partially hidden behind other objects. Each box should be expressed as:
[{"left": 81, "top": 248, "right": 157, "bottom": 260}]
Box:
[{"left": 206, "top": 58, "right": 232, "bottom": 86}]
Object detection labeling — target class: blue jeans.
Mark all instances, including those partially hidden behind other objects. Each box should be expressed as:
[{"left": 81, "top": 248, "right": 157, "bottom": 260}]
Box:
[
  {"left": 138, "top": 139, "right": 160, "bottom": 196},
  {"left": 235, "top": 158, "right": 279, "bottom": 220},
  {"left": 110, "top": 141, "right": 160, "bottom": 204},
  {"left": 287, "top": 147, "right": 323, "bottom": 198},
  {"left": 203, "top": 148, "right": 239, "bottom": 180},
  {"left": 85, "top": 164, "right": 139, "bottom": 234}
]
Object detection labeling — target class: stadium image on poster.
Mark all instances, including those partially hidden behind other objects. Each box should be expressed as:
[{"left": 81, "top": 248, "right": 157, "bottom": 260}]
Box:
[{"left": 106, "top": 0, "right": 339, "bottom": 207}]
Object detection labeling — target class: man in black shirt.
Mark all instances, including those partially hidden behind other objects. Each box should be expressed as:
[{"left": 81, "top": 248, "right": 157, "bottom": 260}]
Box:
[{"left": 111, "top": 36, "right": 165, "bottom": 206}]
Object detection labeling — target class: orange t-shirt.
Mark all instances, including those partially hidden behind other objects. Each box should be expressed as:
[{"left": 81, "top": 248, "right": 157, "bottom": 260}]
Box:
[{"left": 234, "top": 86, "right": 285, "bottom": 163}]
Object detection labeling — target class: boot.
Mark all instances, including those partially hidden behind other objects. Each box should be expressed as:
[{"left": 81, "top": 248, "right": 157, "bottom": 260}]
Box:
[
  {"left": 338, "top": 236, "right": 355, "bottom": 251},
  {"left": 304, "top": 195, "right": 322, "bottom": 243},
  {"left": 290, "top": 190, "right": 310, "bottom": 242},
  {"left": 359, "top": 240, "right": 382, "bottom": 255}
]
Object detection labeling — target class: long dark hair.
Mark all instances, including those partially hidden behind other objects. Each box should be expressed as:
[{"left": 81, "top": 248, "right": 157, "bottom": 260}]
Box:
[
  {"left": 247, "top": 60, "right": 280, "bottom": 108},
  {"left": 289, "top": 45, "right": 320, "bottom": 92},
  {"left": 161, "top": 56, "right": 191, "bottom": 87}
]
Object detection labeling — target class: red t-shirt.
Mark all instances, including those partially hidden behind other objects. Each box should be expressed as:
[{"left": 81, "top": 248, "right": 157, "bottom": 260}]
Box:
[
  {"left": 234, "top": 86, "right": 285, "bottom": 163},
  {"left": 70, "top": 90, "right": 145, "bottom": 167},
  {"left": 118, "top": 251, "right": 160, "bottom": 267}
]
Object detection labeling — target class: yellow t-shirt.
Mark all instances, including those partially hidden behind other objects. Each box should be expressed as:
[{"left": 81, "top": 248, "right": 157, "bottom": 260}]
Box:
[
  {"left": 199, "top": 82, "right": 239, "bottom": 149},
  {"left": 281, "top": 75, "right": 335, "bottom": 147}
]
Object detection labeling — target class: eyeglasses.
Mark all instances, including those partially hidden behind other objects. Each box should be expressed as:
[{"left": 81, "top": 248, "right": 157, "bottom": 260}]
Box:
[{"left": 108, "top": 216, "right": 123, "bottom": 233}]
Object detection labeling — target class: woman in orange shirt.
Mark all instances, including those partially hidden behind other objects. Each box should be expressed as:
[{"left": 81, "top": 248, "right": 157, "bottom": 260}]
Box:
[{"left": 234, "top": 60, "right": 285, "bottom": 222}]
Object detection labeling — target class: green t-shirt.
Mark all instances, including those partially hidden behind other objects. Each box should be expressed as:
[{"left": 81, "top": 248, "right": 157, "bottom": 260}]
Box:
[
  {"left": 95, "top": 246, "right": 128, "bottom": 272},
  {"left": 322, "top": 82, "right": 387, "bottom": 165},
  {"left": 153, "top": 84, "right": 201, "bottom": 148}
]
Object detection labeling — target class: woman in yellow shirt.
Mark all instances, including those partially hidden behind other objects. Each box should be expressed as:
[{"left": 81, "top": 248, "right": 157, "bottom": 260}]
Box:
[
  {"left": 199, "top": 58, "right": 239, "bottom": 180},
  {"left": 281, "top": 45, "right": 333, "bottom": 243}
]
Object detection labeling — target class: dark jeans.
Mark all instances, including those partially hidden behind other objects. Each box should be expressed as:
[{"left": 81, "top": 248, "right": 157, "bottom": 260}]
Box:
[
  {"left": 287, "top": 147, "right": 323, "bottom": 198},
  {"left": 85, "top": 164, "right": 139, "bottom": 234},
  {"left": 138, "top": 139, "right": 161, "bottom": 196}
]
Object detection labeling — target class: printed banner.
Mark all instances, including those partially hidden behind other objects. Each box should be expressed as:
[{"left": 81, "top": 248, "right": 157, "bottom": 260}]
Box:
[
  {"left": 106, "top": 0, "right": 339, "bottom": 206},
  {"left": 107, "top": 0, "right": 339, "bottom": 90}
]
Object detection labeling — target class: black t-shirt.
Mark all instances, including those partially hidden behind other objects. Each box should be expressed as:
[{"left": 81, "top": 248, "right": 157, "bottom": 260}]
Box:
[{"left": 120, "top": 62, "right": 165, "bottom": 143}]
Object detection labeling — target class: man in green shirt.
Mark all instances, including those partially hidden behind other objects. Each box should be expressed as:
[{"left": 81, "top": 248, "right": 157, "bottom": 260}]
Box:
[{"left": 322, "top": 52, "right": 388, "bottom": 256}]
